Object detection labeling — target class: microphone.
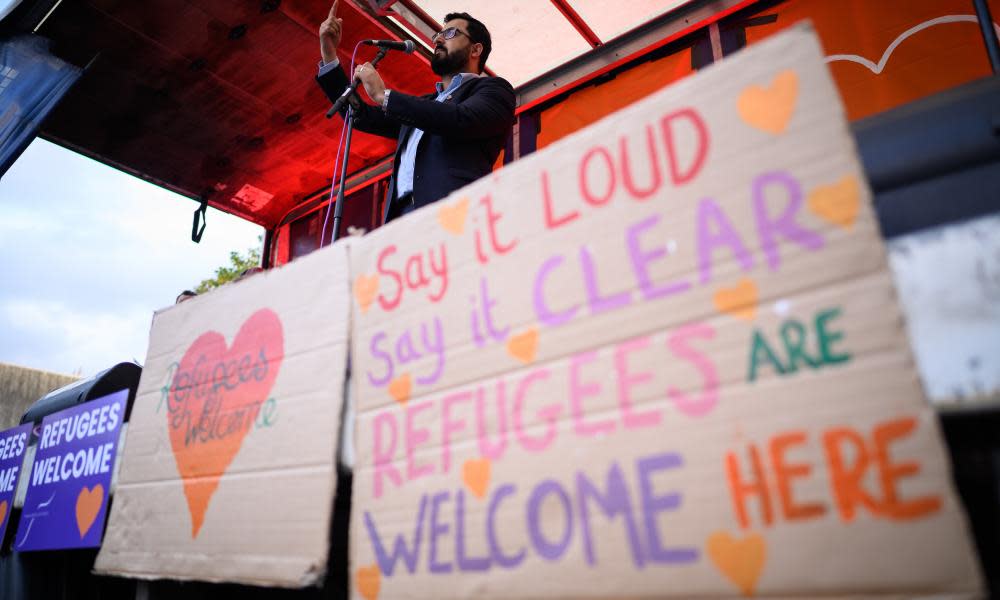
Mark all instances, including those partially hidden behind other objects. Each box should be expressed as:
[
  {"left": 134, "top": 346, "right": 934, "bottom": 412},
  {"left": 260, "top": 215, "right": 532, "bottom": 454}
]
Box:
[
  {"left": 326, "top": 44, "right": 402, "bottom": 118},
  {"left": 362, "top": 39, "right": 416, "bottom": 53}
]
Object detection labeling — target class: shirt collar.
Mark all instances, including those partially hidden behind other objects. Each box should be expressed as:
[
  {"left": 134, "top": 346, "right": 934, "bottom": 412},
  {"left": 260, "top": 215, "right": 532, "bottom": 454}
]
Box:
[{"left": 435, "top": 71, "right": 481, "bottom": 94}]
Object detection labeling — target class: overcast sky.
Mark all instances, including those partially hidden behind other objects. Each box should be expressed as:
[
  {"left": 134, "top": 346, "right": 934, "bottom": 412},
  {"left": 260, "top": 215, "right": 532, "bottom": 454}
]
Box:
[{"left": 0, "top": 139, "right": 262, "bottom": 377}]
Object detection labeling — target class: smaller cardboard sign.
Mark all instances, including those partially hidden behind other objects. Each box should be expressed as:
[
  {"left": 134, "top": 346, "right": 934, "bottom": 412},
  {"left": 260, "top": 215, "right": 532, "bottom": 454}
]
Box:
[
  {"left": 95, "top": 240, "right": 352, "bottom": 586},
  {"left": 0, "top": 423, "right": 31, "bottom": 541},
  {"left": 16, "top": 389, "right": 126, "bottom": 551}
]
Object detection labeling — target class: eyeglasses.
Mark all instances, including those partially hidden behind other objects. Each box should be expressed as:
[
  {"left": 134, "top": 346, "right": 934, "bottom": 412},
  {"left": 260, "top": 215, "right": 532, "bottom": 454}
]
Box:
[{"left": 431, "top": 26, "right": 470, "bottom": 43}]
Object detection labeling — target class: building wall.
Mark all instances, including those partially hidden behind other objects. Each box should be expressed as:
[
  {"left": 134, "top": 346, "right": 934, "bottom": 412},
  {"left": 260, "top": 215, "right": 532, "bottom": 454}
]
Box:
[{"left": 0, "top": 362, "right": 79, "bottom": 429}]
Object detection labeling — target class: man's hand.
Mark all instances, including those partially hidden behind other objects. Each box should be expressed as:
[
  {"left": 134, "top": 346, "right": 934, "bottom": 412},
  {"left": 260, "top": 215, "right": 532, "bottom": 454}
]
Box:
[
  {"left": 319, "top": 0, "right": 342, "bottom": 64},
  {"left": 354, "top": 62, "right": 386, "bottom": 105}
]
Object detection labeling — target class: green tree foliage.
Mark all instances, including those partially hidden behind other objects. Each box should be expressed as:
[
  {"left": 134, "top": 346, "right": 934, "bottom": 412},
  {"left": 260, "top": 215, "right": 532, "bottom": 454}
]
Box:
[{"left": 194, "top": 244, "right": 262, "bottom": 294}]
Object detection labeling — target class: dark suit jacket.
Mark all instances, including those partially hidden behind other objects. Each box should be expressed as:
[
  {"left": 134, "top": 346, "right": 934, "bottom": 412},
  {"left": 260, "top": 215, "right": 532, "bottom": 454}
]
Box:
[{"left": 317, "top": 65, "right": 516, "bottom": 224}]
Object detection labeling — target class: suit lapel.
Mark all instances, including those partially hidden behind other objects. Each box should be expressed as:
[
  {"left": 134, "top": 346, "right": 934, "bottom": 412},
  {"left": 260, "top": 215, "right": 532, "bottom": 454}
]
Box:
[
  {"left": 383, "top": 80, "right": 482, "bottom": 223},
  {"left": 443, "top": 77, "right": 476, "bottom": 104}
]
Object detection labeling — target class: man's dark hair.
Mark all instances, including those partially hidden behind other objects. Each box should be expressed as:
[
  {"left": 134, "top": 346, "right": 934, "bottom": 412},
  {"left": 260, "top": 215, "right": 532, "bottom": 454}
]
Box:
[{"left": 444, "top": 12, "right": 491, "bottom": 73}]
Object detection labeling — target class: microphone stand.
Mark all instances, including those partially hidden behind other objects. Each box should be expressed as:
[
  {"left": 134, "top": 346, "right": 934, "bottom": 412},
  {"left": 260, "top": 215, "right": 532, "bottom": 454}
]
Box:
[{"left": 328, "top": 47, "right": 388, "bottom": 242}]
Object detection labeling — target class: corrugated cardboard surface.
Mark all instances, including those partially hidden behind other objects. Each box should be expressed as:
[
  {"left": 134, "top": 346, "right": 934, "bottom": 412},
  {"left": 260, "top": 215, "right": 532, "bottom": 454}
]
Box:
[
  {"left": 94, "top": 240, "right": 351, "bottom": 587},
  {"left": 347, "top": 25, "right": 983, "bottom": 599}
]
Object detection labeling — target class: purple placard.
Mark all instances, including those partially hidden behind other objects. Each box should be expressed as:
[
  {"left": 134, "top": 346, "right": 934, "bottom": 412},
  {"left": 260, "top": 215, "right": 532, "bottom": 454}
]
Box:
[
  {"left": 0, "top": 423, "right": 32, "bottom": 542},
  {"left": 16, "top": 389, "right": 127, "bottom": 551}
]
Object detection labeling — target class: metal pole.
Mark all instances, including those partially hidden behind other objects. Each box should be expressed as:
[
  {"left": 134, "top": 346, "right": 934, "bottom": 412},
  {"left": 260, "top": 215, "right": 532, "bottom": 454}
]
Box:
[
  {"left": 973, "top": 0, "right": 1000, "bottom": 73},
  {"left": 331, "top": 105, "right": 355, "bottom": 243},
  {"left": 330, "top": 47, "right": 388, "bottom": 242}
]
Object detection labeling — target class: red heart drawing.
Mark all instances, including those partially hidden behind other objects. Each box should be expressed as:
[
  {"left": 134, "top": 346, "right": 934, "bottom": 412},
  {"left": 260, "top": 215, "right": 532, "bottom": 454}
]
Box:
[{"left": 168, "top": 308, "right": 284, "bottom": 537}]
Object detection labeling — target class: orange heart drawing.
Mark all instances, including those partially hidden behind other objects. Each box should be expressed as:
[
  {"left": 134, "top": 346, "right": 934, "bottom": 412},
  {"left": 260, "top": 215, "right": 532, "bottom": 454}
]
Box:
[
  {"left": 707, "top": 531, "right": 767, "bottom": 596},
  {"left": 355, "top": 564, "right": 381, "bottom": 600},
  {"left": 437, "top": 197, "right": 470, "bottom": 235},
  {"left": 0, "top": 499, "right": 8, "bottom": 527},
  {"left": 388, "top": 373, "right": 412, "bottom": 405},
  {"left": 354, "top": 274, "right": 379, "bottom": 314},
  {"left": 169, "top": 309, "right": 284, "bottom": 537},
  {"left": 462, "top": 458, "right": 491, "bottom": 499},
  {"left": 713, "top": 278, "right": 758, "bottom": 321},
  {"left": 737, "top": 70, "right": 798, "bottom": 135},
  {"left": 808, "top": 175, "right": 861, "bottom": 229},
  {"left": 75, "top": 484, "right": 104, "bottom": 538},
  {"left": 506, "top": 327, "right": 538, "bottom": 364}
]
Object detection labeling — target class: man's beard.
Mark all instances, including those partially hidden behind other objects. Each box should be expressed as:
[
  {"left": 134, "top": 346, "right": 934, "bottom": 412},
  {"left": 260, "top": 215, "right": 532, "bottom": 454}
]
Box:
[{"left": 431, "top": 44, "right": 470, "bottom": 76}]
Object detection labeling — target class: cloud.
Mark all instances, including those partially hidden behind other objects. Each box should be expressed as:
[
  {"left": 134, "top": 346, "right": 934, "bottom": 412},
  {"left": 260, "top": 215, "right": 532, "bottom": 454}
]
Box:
[
  {"left": 0, "top": 298, "right": 151, "bottom": 376},
  {"left": 0, "top": 139, "right": 263, "bottom": 377}
]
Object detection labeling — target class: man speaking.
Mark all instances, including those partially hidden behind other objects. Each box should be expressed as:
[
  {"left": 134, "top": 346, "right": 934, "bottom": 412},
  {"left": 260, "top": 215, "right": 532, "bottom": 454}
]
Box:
[{"left": 317, "top": 1, "right": 516, "bottom": 223}]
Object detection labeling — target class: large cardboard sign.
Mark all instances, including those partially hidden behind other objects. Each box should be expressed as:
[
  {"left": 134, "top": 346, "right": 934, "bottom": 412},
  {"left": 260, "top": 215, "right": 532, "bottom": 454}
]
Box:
[
  {"left": 16, "top": 390, "right": 125, "bottom": 551},
  {"left": 95, "top": 241, "right": 351, "bottom": 586},
  {"left": 0, "top": 423, "right": 31, "bottom": 542},
  {"left": 347, "top": 25, "right": 982, "bottom": 598}
]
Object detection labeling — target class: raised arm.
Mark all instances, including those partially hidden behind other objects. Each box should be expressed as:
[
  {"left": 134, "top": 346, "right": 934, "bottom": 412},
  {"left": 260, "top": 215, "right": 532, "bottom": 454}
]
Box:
[
  {"left": 318, "top": 0, "right": 341, "bottom": 65},
  {"left": 315, "top": 0, "right": 400, "bottom": 140}
]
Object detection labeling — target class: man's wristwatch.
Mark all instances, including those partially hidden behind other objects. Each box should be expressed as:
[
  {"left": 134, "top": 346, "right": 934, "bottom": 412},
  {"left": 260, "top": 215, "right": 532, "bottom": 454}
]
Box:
[{"left": 382, "top": 89, "right": 391, "bottom": 112}]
